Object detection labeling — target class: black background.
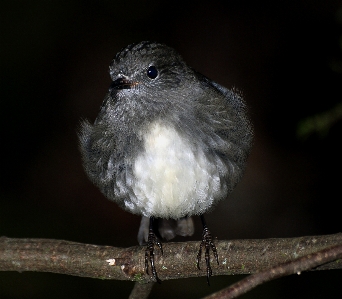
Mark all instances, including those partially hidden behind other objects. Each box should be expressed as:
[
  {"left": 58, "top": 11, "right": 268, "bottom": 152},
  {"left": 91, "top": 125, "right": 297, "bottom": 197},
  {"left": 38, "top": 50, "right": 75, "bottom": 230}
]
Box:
[{"left": 1, "top": 0, "right": 342, "bottom": 298}]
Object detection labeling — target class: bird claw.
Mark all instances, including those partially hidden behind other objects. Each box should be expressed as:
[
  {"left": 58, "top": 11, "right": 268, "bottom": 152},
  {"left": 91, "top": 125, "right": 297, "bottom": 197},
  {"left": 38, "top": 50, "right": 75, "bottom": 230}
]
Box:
[
  {"left": 196, "top": 226, "right": 219, "bottom": 285},
  {"left": 145, "top": 227, "right": 163, "bottom": 283}
]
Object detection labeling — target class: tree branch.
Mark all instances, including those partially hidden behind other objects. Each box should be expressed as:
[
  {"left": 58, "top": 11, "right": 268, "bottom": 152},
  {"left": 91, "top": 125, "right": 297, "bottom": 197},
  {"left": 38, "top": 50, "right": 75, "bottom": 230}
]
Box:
[
  {"left": 1, "top": 233, "right": 341, "bottom": 283},
  {"left": 128, "top": 282, "right": 155, "bottom": 299},
  {"left": 203, "top": 243, "right": 342, "bottom": 299}
]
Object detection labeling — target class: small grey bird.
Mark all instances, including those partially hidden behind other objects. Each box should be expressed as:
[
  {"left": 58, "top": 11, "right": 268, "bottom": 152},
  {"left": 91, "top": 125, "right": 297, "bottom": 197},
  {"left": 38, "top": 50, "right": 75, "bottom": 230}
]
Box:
[{"left": 79, "top": 41, "right": 253, "bottom": 284}]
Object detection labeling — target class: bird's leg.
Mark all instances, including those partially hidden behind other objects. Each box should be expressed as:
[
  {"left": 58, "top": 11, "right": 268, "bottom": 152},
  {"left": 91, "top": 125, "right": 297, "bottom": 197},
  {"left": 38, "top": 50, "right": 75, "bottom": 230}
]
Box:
[
  {"left": 196, "top": 215, "right": 219, "bottom": 285},
  {"left": 145, "top": 217, "right": 163, "bottom": 283}
]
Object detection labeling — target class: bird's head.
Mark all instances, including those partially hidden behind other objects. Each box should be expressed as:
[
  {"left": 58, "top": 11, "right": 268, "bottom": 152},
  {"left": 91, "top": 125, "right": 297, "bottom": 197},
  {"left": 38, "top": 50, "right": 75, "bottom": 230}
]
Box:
[{"left": 108, "top": 41, "right": 195, "bottom": 97}]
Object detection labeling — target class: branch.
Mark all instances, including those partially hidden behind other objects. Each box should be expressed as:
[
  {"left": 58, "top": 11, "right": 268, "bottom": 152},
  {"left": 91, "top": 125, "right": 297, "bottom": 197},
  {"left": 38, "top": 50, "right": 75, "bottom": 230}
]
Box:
[
  {"left": 1, "top": 234, "right": 341, "bottom": 283},
  {"left": 203, "top": 243, "right": 342, "bottom": 299},
  {"left": 128, "top": 282, "right": 155, "bottom": 299}
]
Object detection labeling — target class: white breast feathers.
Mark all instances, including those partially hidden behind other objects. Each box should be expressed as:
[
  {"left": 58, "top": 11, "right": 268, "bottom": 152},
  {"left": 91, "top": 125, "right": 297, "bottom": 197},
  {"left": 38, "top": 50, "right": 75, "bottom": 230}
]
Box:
[{"left": 131, "top": 121, "right": 221, "bottom": 218}]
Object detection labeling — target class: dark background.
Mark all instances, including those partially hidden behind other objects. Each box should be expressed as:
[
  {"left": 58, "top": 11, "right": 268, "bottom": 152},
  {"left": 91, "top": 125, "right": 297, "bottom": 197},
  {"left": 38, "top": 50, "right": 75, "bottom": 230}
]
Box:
[{"left": 1, "top": 0, "right": 342, "bottom": 298}]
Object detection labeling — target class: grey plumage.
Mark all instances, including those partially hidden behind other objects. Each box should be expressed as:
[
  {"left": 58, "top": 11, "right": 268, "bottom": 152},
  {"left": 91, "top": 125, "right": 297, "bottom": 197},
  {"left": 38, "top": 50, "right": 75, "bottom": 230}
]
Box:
[{"left": 79, "top": 41, "right": 252, "bottom": 240}]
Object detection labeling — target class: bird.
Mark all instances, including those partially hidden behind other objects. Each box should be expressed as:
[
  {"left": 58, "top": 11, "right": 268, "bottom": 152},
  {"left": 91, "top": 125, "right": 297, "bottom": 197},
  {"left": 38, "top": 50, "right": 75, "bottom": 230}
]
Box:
[{"left": 79, "top": 41, "right": 253, "bottom": 284}]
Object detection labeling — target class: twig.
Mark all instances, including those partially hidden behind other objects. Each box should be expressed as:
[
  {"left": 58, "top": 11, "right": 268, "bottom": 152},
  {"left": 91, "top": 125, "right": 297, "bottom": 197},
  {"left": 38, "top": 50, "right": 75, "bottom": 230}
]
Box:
[
  {"left": 203, "top": 244, "right": 342, "bottom": 299},
  {"left": 128, "top": 282, "right": 155, "bottom": 299}
]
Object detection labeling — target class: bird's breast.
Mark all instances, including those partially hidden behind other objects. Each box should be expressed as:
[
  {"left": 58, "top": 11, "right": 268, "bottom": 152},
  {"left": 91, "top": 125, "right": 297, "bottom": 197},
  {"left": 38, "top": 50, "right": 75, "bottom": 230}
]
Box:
[{"left": 128, "top": 121, "right": 221, "bottom": 218}]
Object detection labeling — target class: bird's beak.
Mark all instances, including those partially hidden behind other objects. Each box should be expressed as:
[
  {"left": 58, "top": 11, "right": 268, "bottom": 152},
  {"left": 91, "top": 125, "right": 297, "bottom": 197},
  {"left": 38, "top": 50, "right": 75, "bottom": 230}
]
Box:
[{"left": 110, "top": 77, "right": 138, "bottom": 90}]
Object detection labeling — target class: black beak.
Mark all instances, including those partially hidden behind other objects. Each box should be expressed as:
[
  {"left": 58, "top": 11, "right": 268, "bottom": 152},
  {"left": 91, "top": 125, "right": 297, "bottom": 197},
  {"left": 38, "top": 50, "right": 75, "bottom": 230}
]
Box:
[{"left": 110, "top": 77, "right": 134, "bottom": 90}]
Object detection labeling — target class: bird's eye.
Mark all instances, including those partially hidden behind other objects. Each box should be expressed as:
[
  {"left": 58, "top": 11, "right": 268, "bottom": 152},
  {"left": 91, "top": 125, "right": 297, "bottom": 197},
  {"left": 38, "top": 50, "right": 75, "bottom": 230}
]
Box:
[{"left": 147, "top": 66, "right": 158, "bottom": 79}]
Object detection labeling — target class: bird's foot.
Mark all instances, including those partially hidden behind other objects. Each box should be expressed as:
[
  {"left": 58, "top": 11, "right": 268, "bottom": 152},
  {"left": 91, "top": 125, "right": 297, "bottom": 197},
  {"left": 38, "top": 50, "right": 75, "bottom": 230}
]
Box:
[
  {"left": 145, "top": 221, "right": 163, "bottom": 283},
  {"left": 196, "top": 225, "right": 219, "bottom": 285}
]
